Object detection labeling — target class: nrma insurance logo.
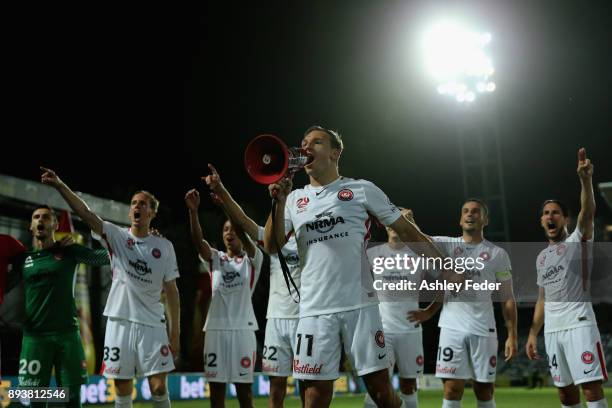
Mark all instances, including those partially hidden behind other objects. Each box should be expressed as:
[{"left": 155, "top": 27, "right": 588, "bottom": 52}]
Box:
[{"left": 305, "top": 211, "right": 345, "bottom": 234}]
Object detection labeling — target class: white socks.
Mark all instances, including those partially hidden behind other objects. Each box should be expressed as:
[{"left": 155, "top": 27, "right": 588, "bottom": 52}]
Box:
[
  {"left": 400, "top": 392, "right": 418, "bottom": 408},
  {"left": 115, "top": 394, "right": 133, "bottom": 408},
  {"left": 587, "top": 399, "right": 609, "bottom": 408},
  {"left": 152, "top": 393, "right": 171, "bottom": 408},
  {"left": 476, "top": 399, "right": 496, "bottom": 408},
  {"left": 442, "top": 399, "right": 461, "bottom": 408}
]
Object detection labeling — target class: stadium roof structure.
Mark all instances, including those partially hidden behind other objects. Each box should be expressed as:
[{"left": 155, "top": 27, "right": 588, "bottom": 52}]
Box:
[{"left": 0, "top": 173, "right": 130, "bottom": 226}]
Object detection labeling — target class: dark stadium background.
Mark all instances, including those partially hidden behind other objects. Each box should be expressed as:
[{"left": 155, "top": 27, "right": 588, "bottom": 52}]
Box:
[{"left": 2, "top": 0, "right": 611, "bottom": 377}]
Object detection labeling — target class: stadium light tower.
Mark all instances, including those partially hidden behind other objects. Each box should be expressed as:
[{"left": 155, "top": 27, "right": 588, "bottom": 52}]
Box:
[
  {"left": 422, "top": 20, "right": 496, "bottom": 104},
  {"left": 422, "top": 19, "right": 510, "bottom": 241}
]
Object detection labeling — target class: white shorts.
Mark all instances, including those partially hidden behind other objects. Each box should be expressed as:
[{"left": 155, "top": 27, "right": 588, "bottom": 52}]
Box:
[
  {"left": 102, "top": 318, "right": 174, "bottom": 379},
  {"left": 386, "top": 332, "right": 424, "bottom": 379},
  {"left": 262, "top": 318, "right": 298, "bottom": 377},
  {"left": 435, "top": 327, "right": 498, "bottom": 383},
  {"left": 204, "top": 330, "right": 256, "bottom": 384},
  {"left": 293, "top": 305, "right": 388, "bottom": 381},
  {"left": 544, "top": 325, "right": 608, "bottom": 387}
]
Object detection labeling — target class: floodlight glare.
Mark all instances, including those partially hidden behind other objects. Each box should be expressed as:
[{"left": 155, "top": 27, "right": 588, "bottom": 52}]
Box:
[{"left": 422, "top": 19, "right": 495, "bottom": 103}]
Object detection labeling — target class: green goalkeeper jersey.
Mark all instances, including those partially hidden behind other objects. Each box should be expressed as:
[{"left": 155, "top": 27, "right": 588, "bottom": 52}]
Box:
[{"left": 17, "top": 244, "right": 109, "bottom": 335}]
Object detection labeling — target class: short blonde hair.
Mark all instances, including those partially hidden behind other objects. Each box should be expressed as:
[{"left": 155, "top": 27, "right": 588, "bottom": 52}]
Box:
[{"left": 133, "top": 190, "right": 159, "bottom": 212}]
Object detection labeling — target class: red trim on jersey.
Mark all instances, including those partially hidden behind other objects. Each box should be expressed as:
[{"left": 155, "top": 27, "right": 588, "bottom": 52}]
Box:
[
  {"left": 101, "top": 234, "right": 114, "bottom": 259},
  {"left": 208, "top": 259, "right": 214, "bottom": 288},
  {"left": 285, "top": 230, "right": 294, "bottom": 242},
  {"left": 596, "top": 341, "right": 608, "bottom": 381},
  {"left": 99, "top": 362, "right": 106, "bottom": 375},
  {"left": 249, "top": 258, "right": 256, "bottom": 289},
  {"left": 364, "top": 215, "right": 373, "bottom": 244},
  {"left": 580, "top": 235, "right": 588, "bottom": 291}
]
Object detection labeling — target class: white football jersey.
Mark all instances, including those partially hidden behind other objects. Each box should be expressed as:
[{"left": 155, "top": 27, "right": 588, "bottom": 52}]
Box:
[
  {"left": 283, "top": 177, "right": 401, "bottom": 317},
  {"left": 536, "top": 227, "right": 597, "bottom": 333},
  {"left": 257, "top": 226, "right": 300, "bottom": 319},
  {"left": 434, "top": 236, "right": 512, "bottom": 337},
  {"left": 202, "top": 246, "right": 263, "bottom": 331},
  {"left": 367, "top": 243, "right": 423, "bottom": 334},
  {"left": 95, "top": 221, "right": 179, "bottom": 328}
]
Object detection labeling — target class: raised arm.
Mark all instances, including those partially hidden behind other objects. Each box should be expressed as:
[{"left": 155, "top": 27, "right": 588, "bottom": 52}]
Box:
[
  {"left": 185, "top": 189, "right": 213, "bottom": 262},
  {"left": 263, "top": 177, "right": 293, "bottom": 254},
  {"left": 164, "top": 279, "right": 181, "bottom": 357},
  {"left": 40, "top": 167, "right": 103, "bottom": 236},
  {"left": 203, "top": 163, "right": 260, "bottom": 242},
  {"left": 576, "top": 148, "right": 595, "bottom": 240},
  {"left": 390, "top": 216, "right": 448, "bottom": 263}
]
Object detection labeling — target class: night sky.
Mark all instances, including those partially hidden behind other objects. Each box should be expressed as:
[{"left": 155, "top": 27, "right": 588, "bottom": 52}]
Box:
[{"left": 4, "top": 0, "right": 611, "bottom": 242}]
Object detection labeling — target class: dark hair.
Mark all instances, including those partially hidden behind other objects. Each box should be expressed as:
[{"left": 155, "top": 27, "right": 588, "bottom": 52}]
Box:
[
  {"left": 541, "top": 199, "right": 569, "bottom": 217},
  {"left": 132, "top": 190, "right": 159, "bottom": 212},
  {"left": 32, "top": 205, "right": 57, "bottom": 220},
  {"left": 303, "top": 125, "right": 344, "bottom": 150},
  {"left": 463, "top": 198, "right": 489, "bottom": 217}
]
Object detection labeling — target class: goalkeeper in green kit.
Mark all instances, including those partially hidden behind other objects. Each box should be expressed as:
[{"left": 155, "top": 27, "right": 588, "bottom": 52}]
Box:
[{"left": 12, "top": 205, "right": 109, "bottom": 407}]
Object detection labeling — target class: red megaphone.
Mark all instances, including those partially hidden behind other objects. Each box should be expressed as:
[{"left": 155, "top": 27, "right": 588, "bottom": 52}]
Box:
[{"left": 244, "top": 134, "right": 311, "bottom": 184}]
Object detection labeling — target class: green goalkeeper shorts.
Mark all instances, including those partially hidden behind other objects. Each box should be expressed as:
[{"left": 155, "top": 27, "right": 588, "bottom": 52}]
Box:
[{"left": 19, "top": 330, "right": 87, "bottom": 387}]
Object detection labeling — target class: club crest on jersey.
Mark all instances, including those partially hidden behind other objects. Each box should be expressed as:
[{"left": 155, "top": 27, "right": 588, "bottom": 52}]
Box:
[
  {"left": 479, "top": 251, "right": 490, "bottom": 261},
  {"left": 161, "top": 345, "right": 170, "bottom": 357},
  {"left": 241, "top": 357, "right": 251, "bottom": 368},
  {"left": 24, "top": 256, "right": 33, "bottom": 268},
  {"left": 297, "top": 197, "right": 310, "bottom": 212},
  {"left": 556, "top": 244, "right": 566, "bottom": 256},
  {"left": 454, "top": 247, "right": 464, "bottom": 256},
  {"left": 306, "top": 211, "right": 345, "bottom": 233},
  {"left": 126, "top": 238, "right": 135, "bottom": 250},
  {"left": 539, "top": 254, "right": 546, "bottom": 266},
  {"left": 416, "top": 355, "right": 424, "bottom": 366},
  {"left": 582, "top": 351, "right": 594, "bottom": 364},
  {"left": 374, "top": 330, "right": 385, "bottom": 348},
  {"left": 152, "top": 248, "right": 161, "bottom": 259},
  {"left": 337, "top": 188, "right": 354, "bottom": 201}
]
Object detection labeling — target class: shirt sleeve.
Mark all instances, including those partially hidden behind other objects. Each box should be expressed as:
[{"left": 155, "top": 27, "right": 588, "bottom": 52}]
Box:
[
  {"left": 200, "top": 248, "right": 219, "bottom": 275},
  {"left": 494, "top": 249, "right": 513, "bottom": 282},
  {"left": 567, "top": 226, "right": 593, "bottom": 243},
  {"left": 92, "top": 221, "right": 125, "bottom": 254},
  {"left": 249, "top": 247, "right": 264, "bottom": 293},
  {"left": 164, "top": 241, "right": 180, "bottom": 282},
  {"left": 361, "top": 181, "right": 402, "bottom": 226},
  {"left": 256, "top": 226, "right": 266, "bottom": 250},
  {"left": 283, "top": 195, "right": 295, "bottom": 237},
  {"left": 431, "top": 236, "right": 452, "bottom": 257},
  {"left": 68, "top": 244, "right": 110, "bottom": 266}
]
